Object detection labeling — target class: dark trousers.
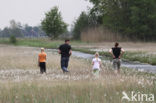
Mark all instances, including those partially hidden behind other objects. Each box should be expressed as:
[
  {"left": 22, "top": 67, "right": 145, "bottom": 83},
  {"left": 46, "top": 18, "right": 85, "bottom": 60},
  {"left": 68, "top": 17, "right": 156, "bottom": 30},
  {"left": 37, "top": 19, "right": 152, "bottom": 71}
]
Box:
[
  {"left": 39, "top": 62, "right": 46, "bottom": 74},
  {"left": 61, "top": 57, "right": 69, "bottom": 72}
]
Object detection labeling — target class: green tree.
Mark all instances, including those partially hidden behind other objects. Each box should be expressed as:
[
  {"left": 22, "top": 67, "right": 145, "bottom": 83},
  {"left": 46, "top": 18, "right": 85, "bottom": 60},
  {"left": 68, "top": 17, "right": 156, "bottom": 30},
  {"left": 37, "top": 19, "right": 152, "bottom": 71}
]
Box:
[
  {"left": 88, "top": 0, "right": 156, "bottom": 41},
  {"left": 73, "top": 12, "right": 90, "bottom": 39},
  {"left": 1, "top": 27, "right": 10, "bottom": 37},
  {"left": 41, "top": 7, "right": 67, "bottom": 39},
  {"left": 9, "top": 20, "right": 23, "bottom": 37}
]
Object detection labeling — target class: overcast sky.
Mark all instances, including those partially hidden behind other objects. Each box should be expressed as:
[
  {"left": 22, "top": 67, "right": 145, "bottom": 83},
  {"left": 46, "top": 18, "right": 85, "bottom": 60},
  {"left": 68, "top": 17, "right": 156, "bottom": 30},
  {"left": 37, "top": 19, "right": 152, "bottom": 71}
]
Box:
[{"left": 0, "top": 0, "right": 92, "bottom": 29}]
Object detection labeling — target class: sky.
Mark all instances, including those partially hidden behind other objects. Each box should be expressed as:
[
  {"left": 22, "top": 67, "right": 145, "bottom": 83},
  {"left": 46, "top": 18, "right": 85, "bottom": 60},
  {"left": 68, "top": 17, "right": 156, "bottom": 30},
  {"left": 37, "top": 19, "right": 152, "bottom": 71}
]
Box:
[{"left": 0, "top": 0, "right": 92, "bottom": 29}]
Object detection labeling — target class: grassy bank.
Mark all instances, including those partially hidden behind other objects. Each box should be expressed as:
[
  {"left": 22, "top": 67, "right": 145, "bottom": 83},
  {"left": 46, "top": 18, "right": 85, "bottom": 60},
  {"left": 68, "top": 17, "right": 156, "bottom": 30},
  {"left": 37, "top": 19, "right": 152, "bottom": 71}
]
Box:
[
  {"left": 123, "top": 52, "right": 156, "bottom": 65},
  {"left": 0, "top": 46, "right": 155, "bottom": 103},
  {"left": 0, "top": 38, "right": 156, "bottom": 65},
  {"left": 0, "top": 38, "right": 89, "bottom": 48},
  {"left": 0, "top": 38, "right": 62, "bottom": 48}
]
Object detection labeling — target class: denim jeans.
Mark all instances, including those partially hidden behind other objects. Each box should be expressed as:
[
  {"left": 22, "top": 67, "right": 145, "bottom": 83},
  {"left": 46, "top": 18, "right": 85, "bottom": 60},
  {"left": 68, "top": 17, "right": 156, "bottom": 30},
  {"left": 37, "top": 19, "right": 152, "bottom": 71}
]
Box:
[{"left": 61, "top": 57, "right": 69, "bottom": 72}]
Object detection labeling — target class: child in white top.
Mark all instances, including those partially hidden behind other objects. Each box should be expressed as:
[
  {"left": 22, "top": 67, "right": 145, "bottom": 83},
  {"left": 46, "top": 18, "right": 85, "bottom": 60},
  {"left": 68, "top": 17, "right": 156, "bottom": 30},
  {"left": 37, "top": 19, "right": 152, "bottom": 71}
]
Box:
[{"left": 92, "top": 52, "right": 102, "bottom": 77}]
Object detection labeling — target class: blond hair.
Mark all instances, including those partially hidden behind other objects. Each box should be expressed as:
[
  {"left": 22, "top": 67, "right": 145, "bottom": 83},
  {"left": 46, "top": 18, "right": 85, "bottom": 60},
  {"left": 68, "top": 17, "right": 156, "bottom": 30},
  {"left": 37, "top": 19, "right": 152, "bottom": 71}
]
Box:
[
  {"left": 95, "top": 52, "right": 99, "bottom": 57},
  {"left": 41, "top": 48, "right": 45, "bottom": 52}
]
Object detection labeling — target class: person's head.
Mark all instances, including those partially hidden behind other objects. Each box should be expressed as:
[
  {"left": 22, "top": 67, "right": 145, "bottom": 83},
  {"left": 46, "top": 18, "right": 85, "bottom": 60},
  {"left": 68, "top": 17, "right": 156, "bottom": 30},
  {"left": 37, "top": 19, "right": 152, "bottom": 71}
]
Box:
[
  {"left": 95, "top": 52, "right": 99, "bottom": 58},
  {"left": 65, "top": 39, "right": 70, "bottom": 44},
  {"left": 115, "top": 42, "right": 119, "bottom": 47},
  {"left": 41, "top": 48, "right": 45, "bottom": 52}
]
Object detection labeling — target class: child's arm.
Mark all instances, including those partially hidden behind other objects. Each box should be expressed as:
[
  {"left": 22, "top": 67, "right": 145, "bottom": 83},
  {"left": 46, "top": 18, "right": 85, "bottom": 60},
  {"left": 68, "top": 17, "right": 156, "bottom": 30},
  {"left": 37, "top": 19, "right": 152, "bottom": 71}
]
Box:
[
  {"left": 92, "top": 60, "right": 94, "bottom": 65},
  {"left": 99, "top": 61, "right": 102, "bottom": 68},
  {"left": 38, "top": 55, "right": 40, "bottom": 66}
]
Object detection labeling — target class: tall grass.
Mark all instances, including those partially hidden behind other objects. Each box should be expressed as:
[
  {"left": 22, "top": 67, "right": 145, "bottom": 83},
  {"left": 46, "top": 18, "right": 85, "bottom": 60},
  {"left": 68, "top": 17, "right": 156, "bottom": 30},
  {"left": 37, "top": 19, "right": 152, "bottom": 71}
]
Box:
[
  {"left": 81, "top": 27, "right": 130, "bottom": 42},
  {"left": 0, "top": 79, "right": 155, "bottom": 103},
  {"left": 0, "top": 46, "right": 155, "bottom": 103}
]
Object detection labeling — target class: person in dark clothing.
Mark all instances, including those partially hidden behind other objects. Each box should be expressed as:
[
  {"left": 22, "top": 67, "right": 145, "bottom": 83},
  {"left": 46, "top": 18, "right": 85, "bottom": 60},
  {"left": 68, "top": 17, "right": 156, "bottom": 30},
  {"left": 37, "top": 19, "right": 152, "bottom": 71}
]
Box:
[
  {"left": 58, "top": 40, "right": 72, "bottom": 73},
  {"left": 109, "top": 42, "right": 124, "bottom": 73}
]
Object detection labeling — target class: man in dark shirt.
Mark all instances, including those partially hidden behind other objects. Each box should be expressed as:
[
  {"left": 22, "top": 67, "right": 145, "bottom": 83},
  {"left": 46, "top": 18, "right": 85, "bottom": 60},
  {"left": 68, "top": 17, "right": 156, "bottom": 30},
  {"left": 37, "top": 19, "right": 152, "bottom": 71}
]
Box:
[
  {"left": 109, "top": 42, "right": 124, "bottom": 73},
  {"left": 58, "top": 40, "right": 72, "bottom": 73}
]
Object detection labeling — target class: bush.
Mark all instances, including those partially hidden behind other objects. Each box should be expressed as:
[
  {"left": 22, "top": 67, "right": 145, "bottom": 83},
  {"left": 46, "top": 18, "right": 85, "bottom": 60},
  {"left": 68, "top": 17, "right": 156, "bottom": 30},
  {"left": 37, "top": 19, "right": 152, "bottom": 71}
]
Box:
[
  {"left": 10, "top": 35, "right": 17, "bottom": 44},
  {"left": 72, "top": 12, "right": 90, "bottom": 40}
]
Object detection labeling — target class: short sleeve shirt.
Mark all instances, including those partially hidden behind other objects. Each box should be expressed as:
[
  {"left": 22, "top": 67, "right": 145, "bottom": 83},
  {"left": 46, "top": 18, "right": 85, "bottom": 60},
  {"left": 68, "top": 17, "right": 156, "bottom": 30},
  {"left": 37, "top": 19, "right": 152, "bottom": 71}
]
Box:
[
  {"left": 59, "top": 44, "right": 71, "bottom": 57},
  {"left": 112, "top": 47, "right": 121, "bottom": 58},
  {"left": 92, "top": 58, "right": 101, "bottom": 70},
  {"left": 38, "top": 52, "right": 47, "bottom": 62}
]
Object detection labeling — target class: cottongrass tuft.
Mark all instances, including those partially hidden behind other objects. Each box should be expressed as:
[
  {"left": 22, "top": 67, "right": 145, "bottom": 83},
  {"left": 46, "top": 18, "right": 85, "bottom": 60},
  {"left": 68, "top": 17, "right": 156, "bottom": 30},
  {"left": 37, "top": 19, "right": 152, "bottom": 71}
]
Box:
[{"left": 0, "top": 45, "right": 155, "bottom": 103}]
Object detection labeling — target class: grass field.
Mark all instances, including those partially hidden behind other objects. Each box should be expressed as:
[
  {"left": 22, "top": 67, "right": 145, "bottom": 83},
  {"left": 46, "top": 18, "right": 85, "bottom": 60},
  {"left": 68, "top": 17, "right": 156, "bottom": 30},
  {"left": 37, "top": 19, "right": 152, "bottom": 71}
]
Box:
[{"left": 0, "top": 45, "right": 155, "bottom": 103}]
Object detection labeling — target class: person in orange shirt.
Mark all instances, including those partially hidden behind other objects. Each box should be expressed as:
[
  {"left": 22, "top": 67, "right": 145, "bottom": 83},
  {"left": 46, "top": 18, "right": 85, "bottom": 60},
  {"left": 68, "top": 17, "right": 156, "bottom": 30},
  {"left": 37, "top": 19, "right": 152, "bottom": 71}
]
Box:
[{"left": 38, "top": 48, "right": 47, "bottom": 74}]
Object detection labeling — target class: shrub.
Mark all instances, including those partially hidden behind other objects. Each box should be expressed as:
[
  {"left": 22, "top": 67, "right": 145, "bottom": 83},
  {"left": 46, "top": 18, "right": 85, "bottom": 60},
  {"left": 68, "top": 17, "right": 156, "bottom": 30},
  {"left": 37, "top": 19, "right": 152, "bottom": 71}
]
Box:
[{"left": 9, "top": 35, "right": 17, "bottom": 44}]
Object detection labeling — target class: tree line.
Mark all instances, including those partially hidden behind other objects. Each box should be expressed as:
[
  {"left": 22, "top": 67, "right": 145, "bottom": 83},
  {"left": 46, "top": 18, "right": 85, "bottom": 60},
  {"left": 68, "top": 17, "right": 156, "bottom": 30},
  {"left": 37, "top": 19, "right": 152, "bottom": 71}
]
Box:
[
  {"left": 1, "top": 1, "right": 156, "bottom": 41},
  {"left": 72, "top": 0, "right": 156, "bottom": 41},
  {"left": 0, "top": 20, "right": 46, "bottom": 38}
]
